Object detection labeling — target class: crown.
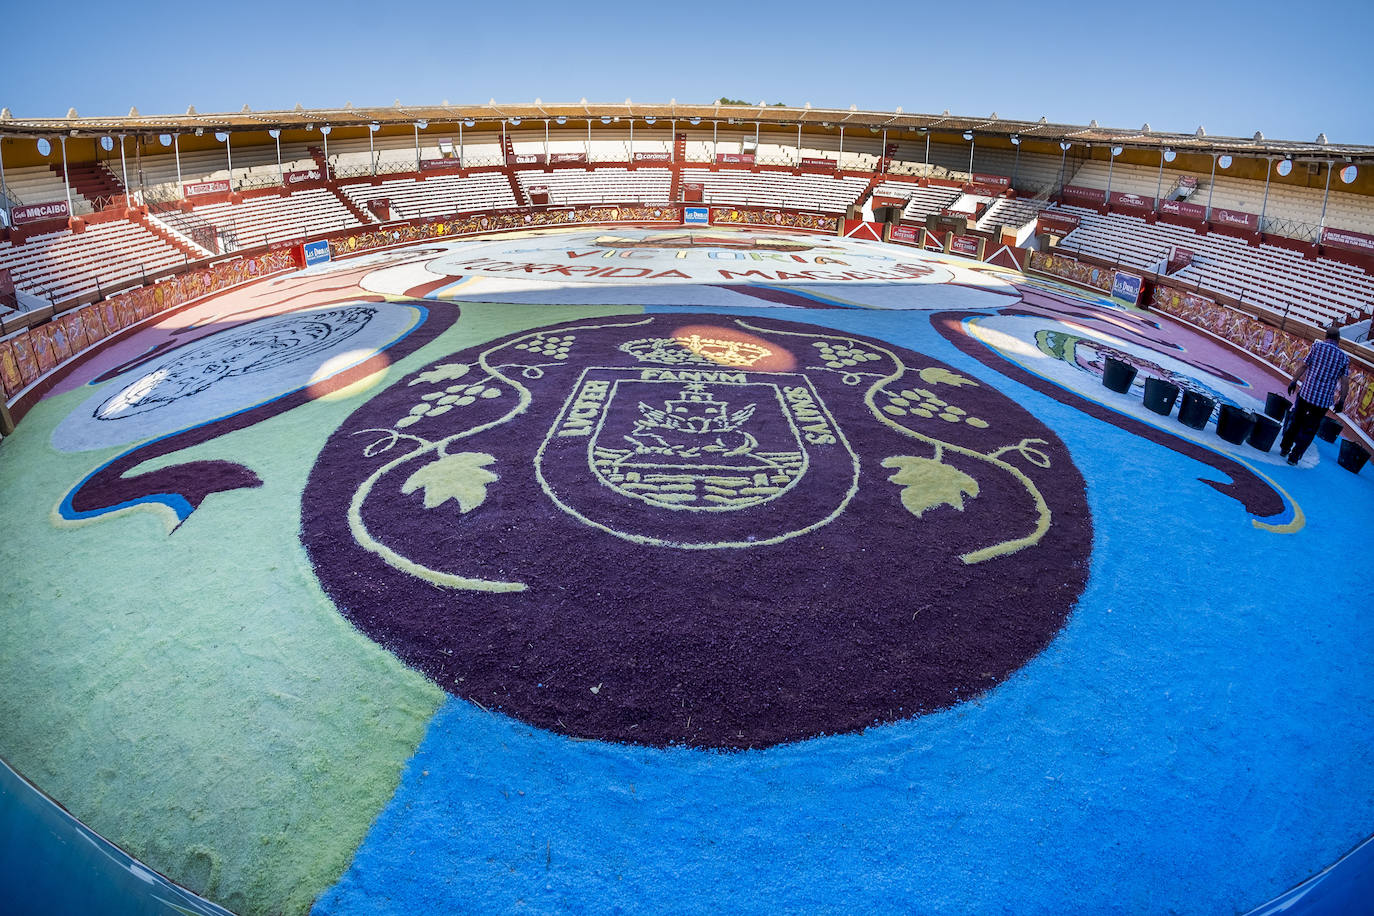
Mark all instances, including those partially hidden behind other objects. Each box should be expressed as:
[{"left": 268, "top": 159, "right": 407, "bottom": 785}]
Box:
[{"left": 620, "top": 334, "right": 772, "bottom": 368}]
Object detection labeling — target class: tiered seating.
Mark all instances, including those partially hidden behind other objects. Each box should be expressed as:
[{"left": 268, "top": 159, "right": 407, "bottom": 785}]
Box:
[
  {"left": 1068, "top": 159, "right": 1374, "bottom": 237},
  {"left": 977, "top": 197, "right": 1051, "bottom": 232},
  {"left": 2, "top": 165, "right": 90, "bottom": 214},
  {"left": 680, "top": 168, "right": 868, "bottom": 213},
  {"left": 340, "top": 172, "right": 517, "bottom": 219},
  {"left": 156, "top": 189, "right": 362, "bottom": 250},
  {"left": 0, "top": 220, "right": 188, "bottom": 301},
  {"left": 516, "top": 168, "right": 670, "bottom": 205},
  {"left": 1053, "top": 206, "right": 1374, "bottom": 327},
  {"left": 871, "top": 181, "right": 962, "bottom": 221},
  {"left": 128, "top": 142, "right": 319, "bottom": 199}
]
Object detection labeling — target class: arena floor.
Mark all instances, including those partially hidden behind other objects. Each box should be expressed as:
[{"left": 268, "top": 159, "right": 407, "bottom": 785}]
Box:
[{"left": 1, "top": 226, "right": 1370, "bottom": 915}]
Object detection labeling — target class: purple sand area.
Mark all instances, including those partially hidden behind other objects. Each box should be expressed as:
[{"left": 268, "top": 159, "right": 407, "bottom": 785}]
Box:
[{"left": 302, "top": 313, "right": 1093, "bottom": 748}]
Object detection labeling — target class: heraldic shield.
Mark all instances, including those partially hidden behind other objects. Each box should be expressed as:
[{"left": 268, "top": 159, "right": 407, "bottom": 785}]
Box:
[{"left": 537, "top": 366, "right": 860, "bottom": 548}]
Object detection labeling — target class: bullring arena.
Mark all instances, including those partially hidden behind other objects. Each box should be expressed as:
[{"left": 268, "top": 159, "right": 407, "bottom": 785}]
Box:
[{"left": 0, "top": 102, "right": 1371, "bottom": 915}]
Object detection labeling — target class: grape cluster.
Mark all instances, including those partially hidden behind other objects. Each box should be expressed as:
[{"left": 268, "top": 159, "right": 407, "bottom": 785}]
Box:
[
  {"left": 397, "top": 382, "right": 502, "bottom": 427},
  {"left": 812, "top": 340, "right": 880, "bottom": 368},
  {"left": 514, "top": 334, "right": 575, "bottom": 360},
  {"left": 883, "top": 387, "right": 989, "bottom": 428}
]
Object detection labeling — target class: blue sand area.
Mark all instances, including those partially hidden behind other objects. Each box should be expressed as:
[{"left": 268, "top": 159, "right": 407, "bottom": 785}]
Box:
[{"left": 314, "top": 306, "right": 1374, "bottom": 915}]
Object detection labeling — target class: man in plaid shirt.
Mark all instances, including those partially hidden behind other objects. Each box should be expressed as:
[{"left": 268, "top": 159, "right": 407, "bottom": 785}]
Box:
[{"left": 1279, "top": 326, "right": 1350, "bottom": 466}]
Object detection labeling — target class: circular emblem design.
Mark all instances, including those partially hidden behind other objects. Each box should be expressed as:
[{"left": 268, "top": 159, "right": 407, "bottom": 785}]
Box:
[{"left": 302, "top": 314, "right": 1091, "bottom": 748}]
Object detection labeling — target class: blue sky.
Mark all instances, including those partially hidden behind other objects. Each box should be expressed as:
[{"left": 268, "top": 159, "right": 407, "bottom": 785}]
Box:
[{"left": 4, "top": 0, "right": 1372, "bottom": 144}]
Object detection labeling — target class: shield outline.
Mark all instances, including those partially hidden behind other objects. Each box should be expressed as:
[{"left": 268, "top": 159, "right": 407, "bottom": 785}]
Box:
[{"left": 535, "top": 366, "right": 860, "bottom": 549}]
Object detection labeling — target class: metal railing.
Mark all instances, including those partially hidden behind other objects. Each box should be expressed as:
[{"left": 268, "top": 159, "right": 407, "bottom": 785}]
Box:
[{"left": 1258, "top": 215, "right": 1322, "bottom": 244}]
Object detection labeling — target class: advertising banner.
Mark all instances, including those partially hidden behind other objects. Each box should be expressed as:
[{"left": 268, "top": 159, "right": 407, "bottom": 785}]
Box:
[
  {"left": 683, "top": 207, "right": 710, "bottom": 225},
  {"left": 1166, "top": 246, "right": 1194, "bottom": 274},
  {"left": 1177, "top": 176, "right": 1199, "bottom": 190},
  {"left": 1036, "top": 211, "right": 1080, "bottom": 236},
  {"left": 1321, "top": 226, "right": 1374, "bottom": 255},
  {"left": 1210, "top": 207, "right": 1259, "bottom": 231},
  {"left": 303, "top": 240, "right": 332, "bottom": 267},
  {"left": 949, "top": 235, "right": 981, "bottom": 257},
  {"left": 0, "top": 338, "right": 21, "bottom": 400},
  {"left": 420, "top": 158, "right": 460, "bottom": 171},
  {"left": 283, "top": 168, "right": 323, "bottom": 186},
  {"left": 509, "top": 154, "right": 546, "bottom": 166},
  {"left": 550, "top": 153, "right": 588, "bottom": 164},
  {"left": 1111, "top": 271, "right": 1143, "bottom": 305},
  {"left": 634, "top": 152, "right": 671, "bottom": 163},
  {"left": 799, "top": 157, "right": 836, "bottom": 170},
  {"left": 184, "top": 180, "right": 230, "bottom": 198},
  {"left": 1060, "top": 185, "right": 1104, "bottom": 207},
  {"left": 1109, "top": 192, "right": 1155, "bottom": 214},
  {"left": 1158, "top": 199, "right": 1206, "bottom": 221},
  {"left": 973, "top": 173, "right": 1011, "bottom": 190},
  {"left": 716, "top": 153, "right": 755, "bottom": 166},
  {"left": 889, "top": 226, "right": 918, "bottom": 244},
  {"left": 11, "top": 201, "right": 70, "bottom": 225},
  {"left": 870, "top": 196, "right": 908, "bottom": 210}
]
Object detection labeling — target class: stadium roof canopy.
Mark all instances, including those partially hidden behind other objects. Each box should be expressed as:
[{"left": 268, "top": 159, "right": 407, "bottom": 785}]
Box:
[{"left": 2, "top": 101, "right": 1371, "bottom": 163}]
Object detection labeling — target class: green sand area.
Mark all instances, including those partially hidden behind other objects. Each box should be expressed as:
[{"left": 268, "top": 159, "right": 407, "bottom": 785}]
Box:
[{"left": 0, "top": 302, "right": 636, "bottom": 914}]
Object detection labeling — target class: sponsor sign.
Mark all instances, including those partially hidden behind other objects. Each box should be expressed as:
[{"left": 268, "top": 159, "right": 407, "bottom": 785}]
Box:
[
  {"left": 11, "top": 200, "right": 70, "bottom": 225},
  {"left": 184, "top": 179, "right": 230, "bottom": 198},
  {"left": 1177, "top": 176, "right": 1198, "bottom": 190},
  {"left": 634, "top": 152, "right": 671, "bottom": 162},
  {"left": 1166, "top": 246, "right": 1195, "bottom": 274},
  {"left": 551, "top": 153, "right": 588, "bottom": 164},
  {"left": 1210, "top": 207, "right": 1258, "bottom": 231},
  {"left": 889, "top": 225, "right": 918, "bottom": 244},
  {"left": 303, "top": 240, "right": 332, "bottom": 267},
  {"left": 870, "top": 196, "right": 907, "bottom": 210},
  {"left": 284, "top": 168, "right": 322, "bottom": 186},
  {"left": 950, "top": 235, "right": 981, "bottom": 257},
  {"left": 683, "top": 206, "right": 710, "bottom": 225},
  {"left": 1036, "top": 211, "right": 1080, "bottom": 236},
  {"left": 1320, "top": 227, "right": 1374, "bottom": 255},
  {"left": 421, "top": 158, "right": 460, "bottom": 172},
  {"left": 509, "top": 154, "right": 546, "bottom": 166},
  {"left": 973, "top": 173, "right": 1011, "bottom": 190},
  {"left": 366, "top": 198, "right": 391, "bottom": 221},
  {"left": 716, "top": 153, "right": 756, "bottom": 166},
  {"left": 1109, "top": 191, "right": 1155, "bottom": 214},
  {"left": 1111, "top": 270, "right": 1143, "bottom": 305},
  {"left": 1061, "top": 185, "right": 1104, "bottom": 207},
  {"left": 799, "top": 157, "right": 836, "bottom": 170},
  {"left": 1158, "top": 199, "right": 1207, "bottom": 221}
]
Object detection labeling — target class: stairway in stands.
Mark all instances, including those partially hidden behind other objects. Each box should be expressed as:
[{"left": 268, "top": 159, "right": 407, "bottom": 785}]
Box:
[
  {"left": 669, "top": 133, "right": 686, "bottom": 202},
  {"left": 502, "top": 136, "right": 528, "bottom": 205},
  {"left": 138, "top": 211, "right": 212, "bottom": 261},
  {"left": 52, "top": 161, "right": 125, "bottom": 210},
  {"left": 310, "top": 146, "right": 375, "bottom": 225}
]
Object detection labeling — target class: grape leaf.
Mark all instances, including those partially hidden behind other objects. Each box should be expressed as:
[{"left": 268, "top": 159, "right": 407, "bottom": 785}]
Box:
[
  {"left": 408, "top": 363, "right": 469, "bottom": 386},
  {"left": 918, "top": 367, "right": 977, "bottom": 388},
  {"left": 881, "top": 456, "right": 980, "bottom": 517},
  {"left": 401, "top": 452, "right": 498, "bottom": 513}
]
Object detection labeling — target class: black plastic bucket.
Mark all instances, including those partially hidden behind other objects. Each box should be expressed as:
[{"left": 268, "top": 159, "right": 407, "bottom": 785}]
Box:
[
  {"left": 1264, "top": 392, "right": 1290, "bottom": 421},
  {"left": 1142, "top": 378, "right": 1180, "bottom": 415},
  {"left": 1216, "top": 404, "right": 1255, "bottom": 444},
  {"left": 1178, "top": 390, "right": 1215, "bottom": 429},
  {"left": 1102, "top": 356, "right": 1138, "bottom": 394},
  {"left": 1248, "top": 414, "right": 1281, "bottom": 452},
  {"left": 1318, "top": 417, "right": 1342, "bottom": 442},
  {"left": 1337, "top": 439, "right": 1369, "bottom": 474}
]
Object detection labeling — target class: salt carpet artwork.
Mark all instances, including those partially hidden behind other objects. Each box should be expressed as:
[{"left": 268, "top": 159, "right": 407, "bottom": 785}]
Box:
[{"left": 0, "top": 228, "right": 1369, "bottom": 916}]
